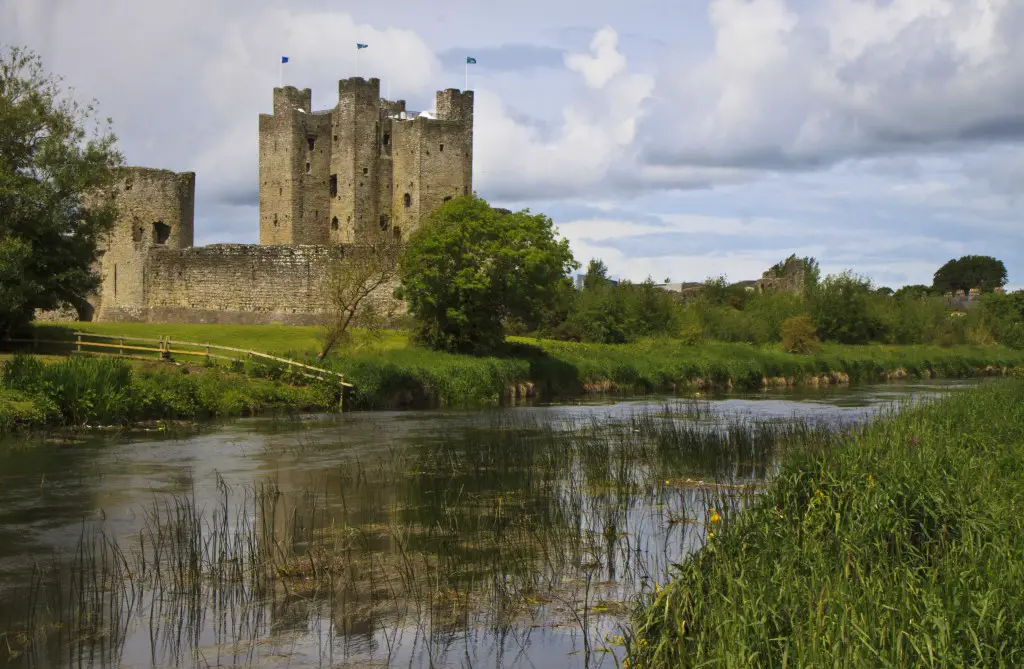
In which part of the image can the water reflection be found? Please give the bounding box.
[0,380,977,668]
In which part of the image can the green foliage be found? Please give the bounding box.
[780,315,819,354]
[0,353,335,431]
[976,290,1024,349]
[0,46,124,335]
[893,284,932,300]
[397,196,578,354]
[629,379,1024,667]
[558,277,682,345]
[808,271,884,344]
[932,255,1008,294]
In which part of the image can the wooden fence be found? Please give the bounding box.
[2,331,352,388]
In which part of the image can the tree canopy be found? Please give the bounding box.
[397,195,578,354]
[0,45,123,335]
[932,255,1007,294]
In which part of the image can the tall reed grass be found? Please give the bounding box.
[627,378,1024,667]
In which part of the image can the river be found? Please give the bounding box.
[0,380,979,669]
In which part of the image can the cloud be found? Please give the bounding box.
[474,27,654,200]
[436,43,565,73]
[641,0,1024,170]
[564,26,627,88]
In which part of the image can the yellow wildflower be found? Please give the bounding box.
[710,511,722,523]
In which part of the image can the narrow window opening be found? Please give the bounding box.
[329,174,338,197]
[362,167,368,175]
[274,213,279,227]
[307,136,316,151]
[125,182,133,192]
[379,215,389,231]
[403,193,411,208]
[333,134,338,142]
[439,143,444,152]
[279,186,283,196]
[331,216,339,231]
[393,226,401,240]
[305,162,311,174]
[443,195,453,203]
[152,221,171,245]
[383,133,390,146]
[132,225,144,243]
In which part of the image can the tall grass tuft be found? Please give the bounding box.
[628,378,1024,667]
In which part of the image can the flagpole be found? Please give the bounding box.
[465,60,468,91]
[279,60,283,88]
[356,48,359,78]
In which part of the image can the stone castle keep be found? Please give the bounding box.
[85,77,473,324]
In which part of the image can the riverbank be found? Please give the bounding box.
[627,377,1024,667]
[22,323,1024,409]
[0,354,338,434]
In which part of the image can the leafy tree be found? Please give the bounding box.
[780,315,820,354]
[317,231,402,359]
[932,255,1008,294]
[397,196,578,354]
[809,271,883,344]
[583,258,611,289]
[0,46,123,335]
[893,284,932,300]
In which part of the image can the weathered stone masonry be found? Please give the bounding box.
[83,76,472,324]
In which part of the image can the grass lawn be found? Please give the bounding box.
[17,321,1024,409]
[41,321,408,354]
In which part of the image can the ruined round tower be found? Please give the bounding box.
[94,167,195,320]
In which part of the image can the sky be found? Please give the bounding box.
[3,0,1022,289]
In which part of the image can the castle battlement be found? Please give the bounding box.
[258,76,474,246]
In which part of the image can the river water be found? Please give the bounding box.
[0,380,978,669]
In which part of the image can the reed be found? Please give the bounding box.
[627,378,1024,667]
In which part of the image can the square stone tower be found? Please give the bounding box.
[258,77,474,246]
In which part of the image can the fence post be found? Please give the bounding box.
[76,333,81,353]
[119,337,124,357]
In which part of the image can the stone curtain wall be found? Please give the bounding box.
[96,244,401,325]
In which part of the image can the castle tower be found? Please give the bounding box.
[391,89,474,239]
[330,77,382,244]
[96,167,195,318]
[258,87,332,245]
[258,78,474,246]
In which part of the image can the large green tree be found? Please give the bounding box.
[932,255,1008,294]
[397,195,578,353]
[0,46,122,335]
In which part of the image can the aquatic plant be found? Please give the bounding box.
[628,378,1024,667]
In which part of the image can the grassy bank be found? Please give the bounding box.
[628,377,1024,667]
[29,322,1024,408]
[0,354,339,433]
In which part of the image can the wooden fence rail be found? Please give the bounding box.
[2,332,352,389]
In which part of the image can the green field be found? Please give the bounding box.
[628,376,1024,667]
[22,321,1024,410]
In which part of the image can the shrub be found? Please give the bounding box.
[780,315,820,354]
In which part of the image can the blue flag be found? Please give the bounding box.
[466,57,477,64]
[356,43,368,49]
[281,56,289,63]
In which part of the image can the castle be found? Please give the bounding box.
[70,77,473,324]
